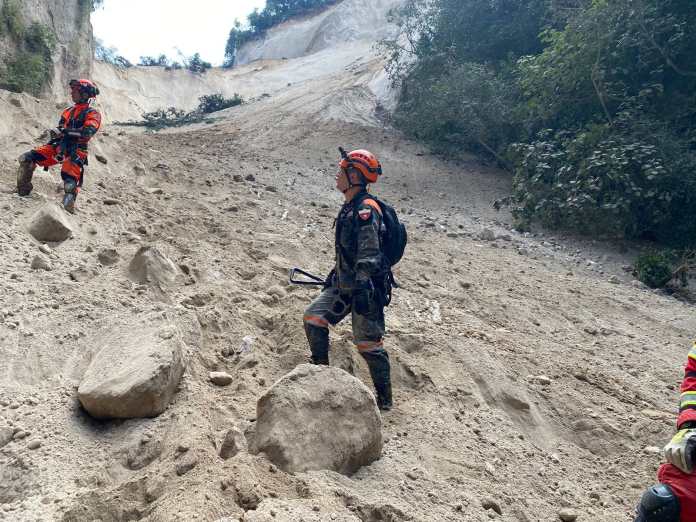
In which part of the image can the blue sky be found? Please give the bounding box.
[92,0,267,66]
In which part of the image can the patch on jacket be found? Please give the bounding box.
[358,208,372,221]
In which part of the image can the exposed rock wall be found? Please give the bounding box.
[236,0,403,65]
[0,0,93,97]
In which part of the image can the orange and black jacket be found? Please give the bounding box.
[57,103,102,149]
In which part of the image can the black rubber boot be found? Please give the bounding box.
[304,322,329,365]
[17,158,35,197]
[360,348,393,411]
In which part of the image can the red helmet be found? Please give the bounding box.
[69,79,99,99]
[339,148,382,184]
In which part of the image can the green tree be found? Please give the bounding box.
[383,0,696,247]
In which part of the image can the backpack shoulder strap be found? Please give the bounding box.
[361,197,383,216]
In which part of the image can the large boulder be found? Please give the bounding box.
[128,245,178,286]
[78,321,186,419]
[27,203,74,242]
[250,364,382,475]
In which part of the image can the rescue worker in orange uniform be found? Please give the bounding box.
[303,149,393,411]
[17,79,101,213]
[635,341,696,521]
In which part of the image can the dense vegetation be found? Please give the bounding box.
[224,0,340,66]
[0,0,56,95]
[116,93,243,130]
[383,0,696,251]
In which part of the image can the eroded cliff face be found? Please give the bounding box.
[0,0,93,97]
[236,0,403,65]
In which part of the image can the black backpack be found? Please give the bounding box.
[376,197,407,267]
[355,193,408,268]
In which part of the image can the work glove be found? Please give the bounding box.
[353,280,373,316]
[663,429,696,473]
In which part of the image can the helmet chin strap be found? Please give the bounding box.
[341,167,366,194]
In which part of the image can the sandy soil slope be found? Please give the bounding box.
[0,3,695,521]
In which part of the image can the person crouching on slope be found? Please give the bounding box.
[303,149,393,411]
[17,79,101,213]
[635,341,696,521]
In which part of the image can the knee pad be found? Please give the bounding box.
[635,484,680,522]
[64,180,77,194]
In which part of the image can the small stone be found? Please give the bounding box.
[103,198,120,206]
[0,426,13,448]
[459,281,472,289]
[643,446,661,455]
[209,372,233,386]
[95,154,108,165]
[39,244,53,255]
[478,229,496,241]
[175,454,198,476]
[558,508,578,521]
[13,430,28,440]
[265,185,277,193]
[245,174,256,182]
[481,498,502,515]
[27,439,41,450]
[219,426,246,459]
[97,248,120,266]
[31,254,52,271]
[233,175,243,182]
[533,375,552,386]
[608,275,620,284]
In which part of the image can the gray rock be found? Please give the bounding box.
[250,364,382,475]
[77,319,186,419]
[219,426,246,459]
[28,203,74,242]
[558,508,578,521]
[175,453,198,476]
[97,248,120,266]
[532,375,552,386]
[481,498,502,515]
[95,154,108,165]
[0,426,13,448]
[27,440,41,450]
[209,371,233,386]
[31,254,52,271]
[478,228,496,241]
[128,245,178,286]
